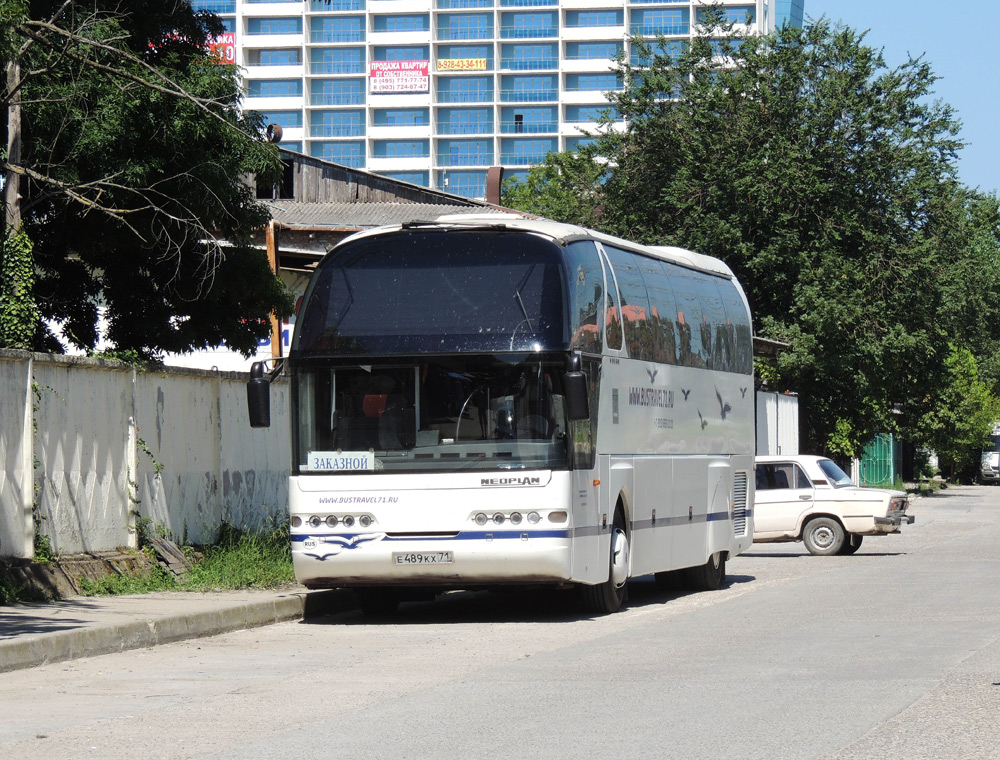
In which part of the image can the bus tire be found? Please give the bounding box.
[356,587,401,616]
[581,509,629,614]
[838,534,863,555]
[802,516,845,556]
[685,551,726,591]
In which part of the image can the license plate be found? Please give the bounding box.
[393,552,454,565]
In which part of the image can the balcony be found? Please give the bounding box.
[500,119,556,134]
[499,57,558,70]
[499,26,558,39]
[310,30,365,43]
[309,124,366,137]
[500,88,557,102]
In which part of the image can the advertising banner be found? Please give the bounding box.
[209,32,236,64]
[369,60,430,93]
[437,58,487,71]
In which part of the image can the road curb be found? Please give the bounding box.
[0,589,353,674]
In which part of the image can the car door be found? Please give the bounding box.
[754,462,815,537]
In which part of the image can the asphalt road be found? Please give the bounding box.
[1,485,998,760]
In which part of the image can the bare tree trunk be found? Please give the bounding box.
[5,58,21,232]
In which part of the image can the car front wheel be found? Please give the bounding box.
[802,516,845,556]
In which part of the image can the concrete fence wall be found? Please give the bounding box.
[0,349,290,560]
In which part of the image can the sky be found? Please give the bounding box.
[805,0,998,195]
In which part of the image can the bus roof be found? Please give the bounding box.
[332,214,737,280]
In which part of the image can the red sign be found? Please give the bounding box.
[209,32,236,65]
[369,60,429,93]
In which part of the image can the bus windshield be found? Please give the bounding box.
[293,354,572,474]
[293,229,568,356]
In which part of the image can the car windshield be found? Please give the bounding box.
[818,459,855,488]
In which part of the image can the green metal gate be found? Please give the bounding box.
[859,433,900,487]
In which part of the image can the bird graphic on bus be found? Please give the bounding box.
[716,388,732,420]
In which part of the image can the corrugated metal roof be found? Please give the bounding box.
[265,201,522,229]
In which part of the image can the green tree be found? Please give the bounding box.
[914,346,1000,480]
[2,0,291,359]
[503,13,1000,456]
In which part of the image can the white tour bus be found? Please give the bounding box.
[248,216,755,614]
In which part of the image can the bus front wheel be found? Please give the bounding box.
[581,509,629,614]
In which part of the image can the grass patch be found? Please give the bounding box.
[78,522,294,598]
[185,523,295,591]
[0,574,51,605]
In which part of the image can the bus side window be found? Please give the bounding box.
[603,246,654,361]
[564,241,605,354]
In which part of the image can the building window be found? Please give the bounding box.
[500,43,557,70]
[565,104,618,123]
[438,0,492,8]
[630,39,687,66]
[565,41,623,60]
[501,106,556,133]
[311,141,366,168]
[373,108,430,126]
[565,10,623,28]
[373,140,430,158]
[311,16,365,43]
[437,138,494,166]
[565,136,597,152]
[698,5,756,25]
[437,76,493,103]
[191,0,235,13]
[437,170,488,198]
[500,0,556,5]
[500,11,557,38]
[372,14,430,33]
[311,110,365,137]
[310,47,365,75]
[565,72,622,92]
[437,13,493,40]
[311,78,366,105]
[255,49,302,66]
[630,8,689,36]
[373,46,430,61]
[247,79,303,98]
[437,107,493,134]
[501,74,557,102]
[251,109,304,129]
[247,17,303,35]
[501,136,556,164]
[310,0,365,10]
[380,171,430,186]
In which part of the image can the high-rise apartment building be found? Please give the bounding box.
[193,1,804,199]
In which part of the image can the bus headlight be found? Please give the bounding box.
[475,513,488,526]
[492,513,505,525]
[548,511,568,523]
[308,516,322,528]
[325,515,339,528]
[343,515,355,527]
[509,512,523,525]
[527,512,541,524]
[291,516,302,528]
[359,515,372,527]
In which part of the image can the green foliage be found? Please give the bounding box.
[0,227,39,349]
[79,564,178,596]
[5,1,292,359]
[185,522,294,591]
[77,522,294,597]
[913,346,1000,479]
[502,16,1000,456]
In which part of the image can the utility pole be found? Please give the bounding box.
[4,57,21,232]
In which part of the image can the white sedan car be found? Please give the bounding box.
[753,455,914,555]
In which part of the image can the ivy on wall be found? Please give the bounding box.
[1,227,38,349]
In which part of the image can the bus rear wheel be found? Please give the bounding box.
[581,510,629,614]
[685,551,726,591]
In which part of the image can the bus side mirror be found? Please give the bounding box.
[247,361,271,428]
[564,371,590,421]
